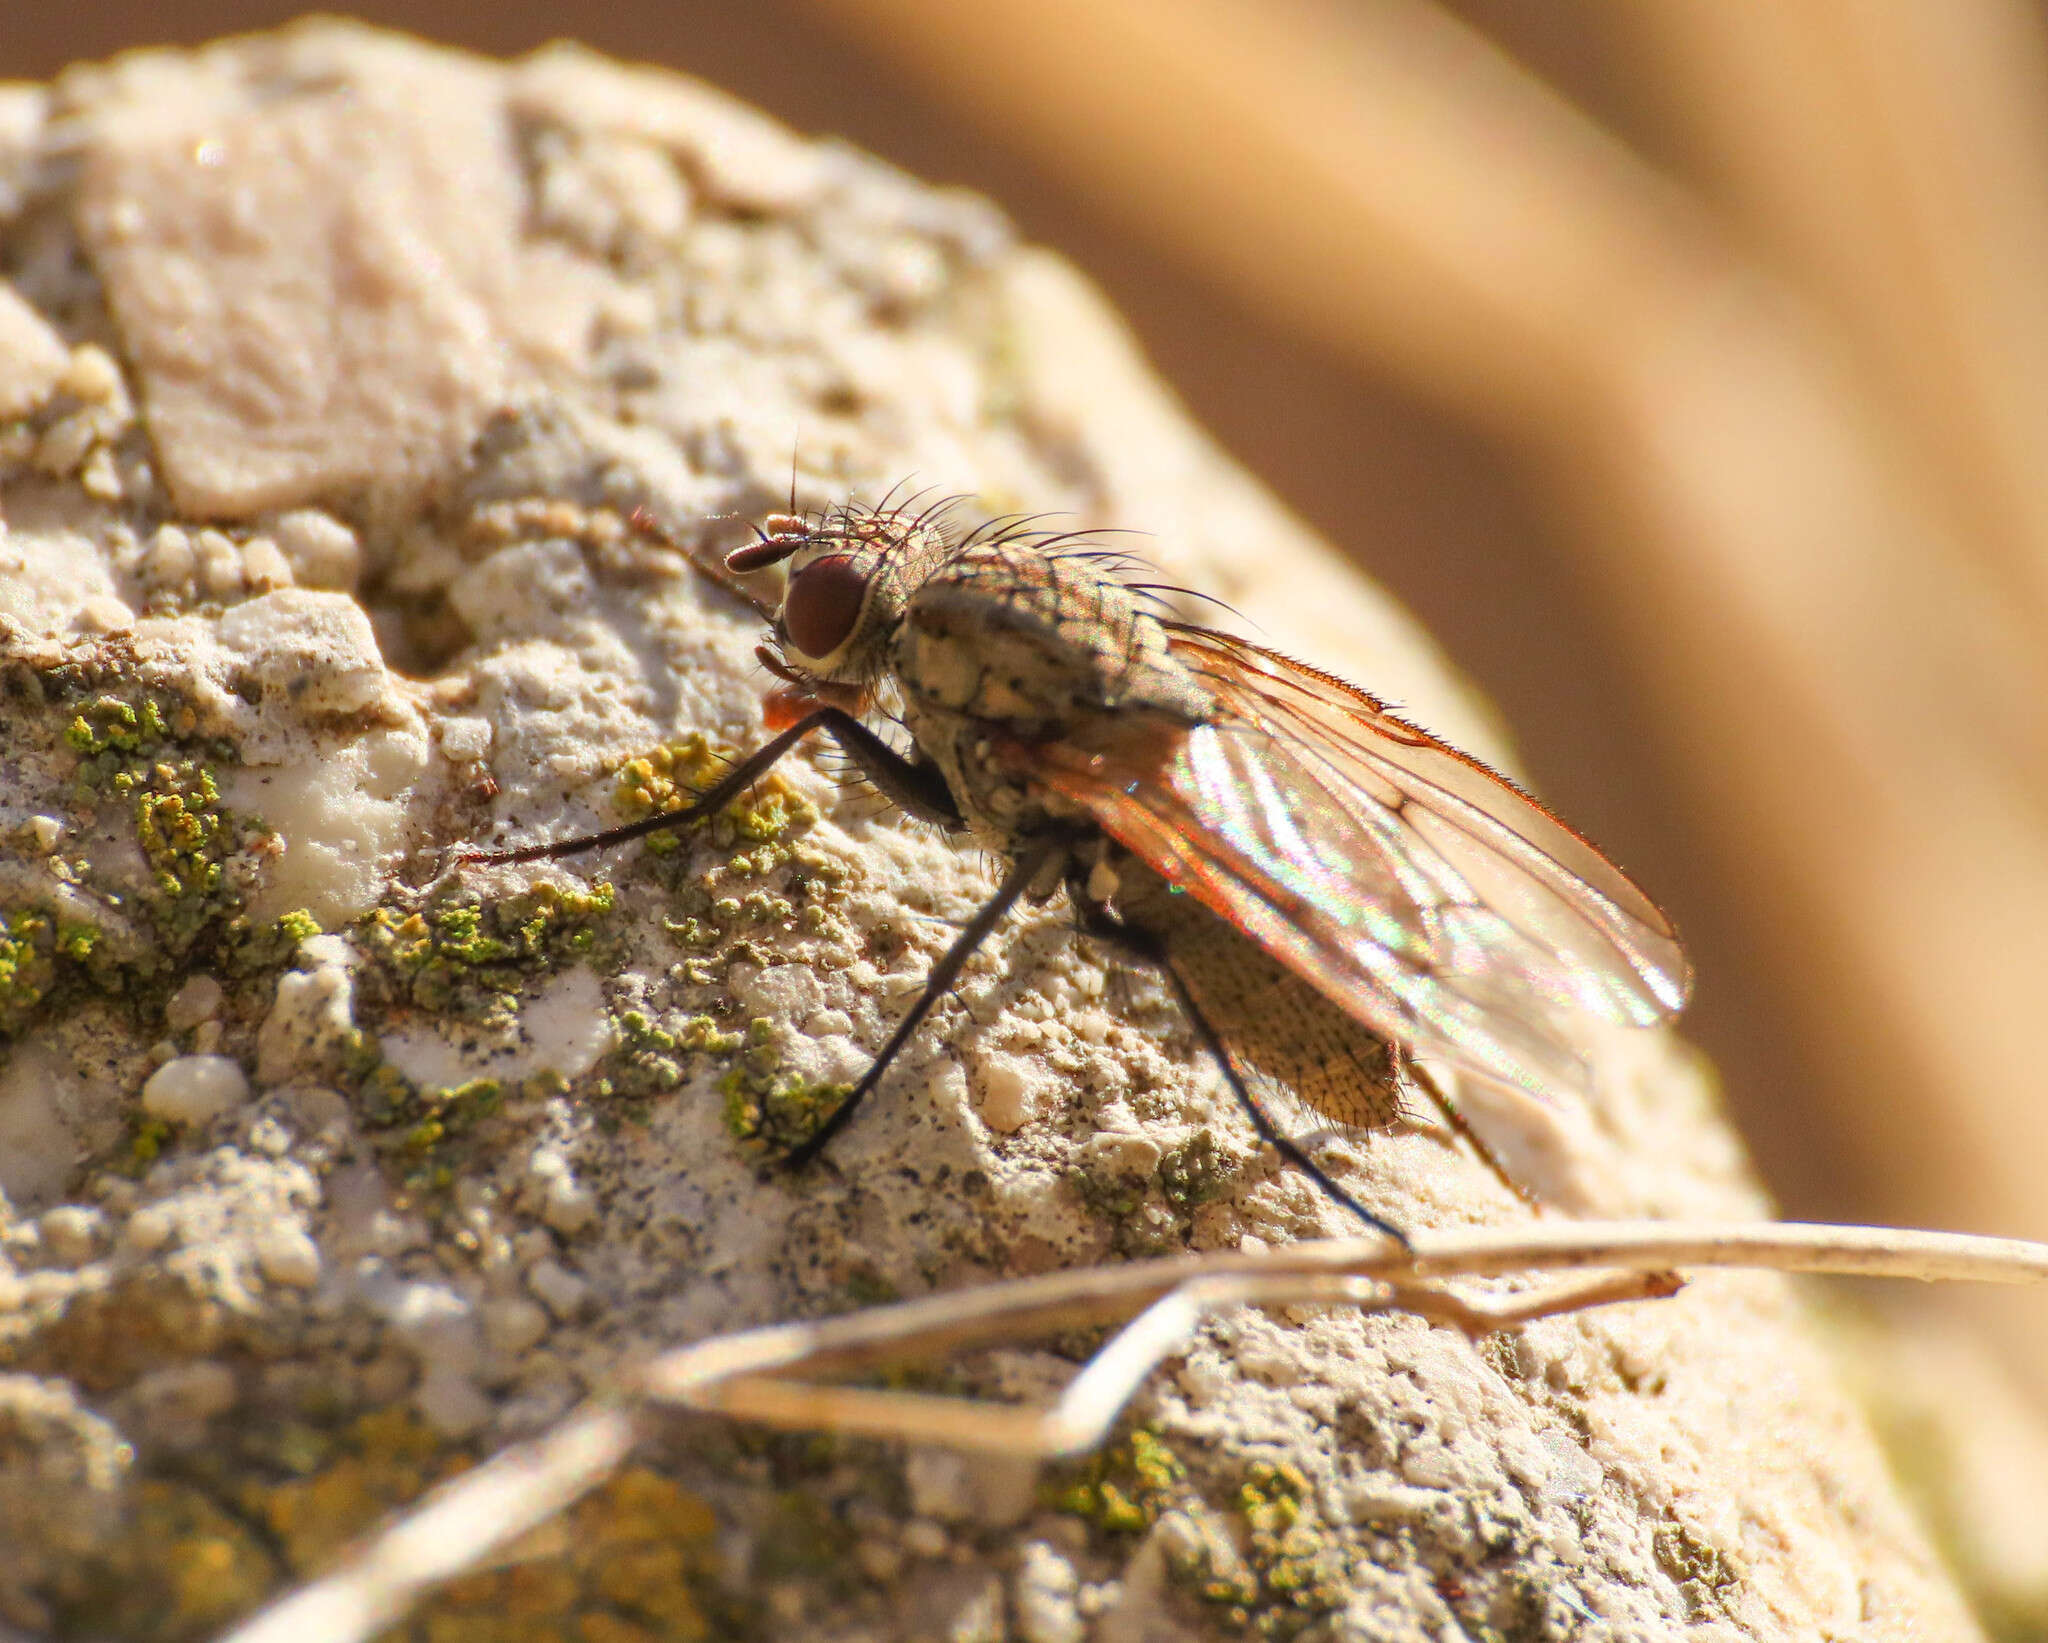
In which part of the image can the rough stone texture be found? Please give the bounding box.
[0,20,1982,1643]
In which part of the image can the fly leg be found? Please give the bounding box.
[462,706,1032,1172]
[780,838,1064,1170]
[458,706,961,866]
[1079,908,1410,1248]
[1404,1059,1540,1207]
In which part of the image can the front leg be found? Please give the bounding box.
[461,707,962,866]
[822,718,963,830]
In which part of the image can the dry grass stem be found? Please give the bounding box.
[221,1218,2048,1643]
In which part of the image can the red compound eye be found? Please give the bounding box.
[782,554,869,658]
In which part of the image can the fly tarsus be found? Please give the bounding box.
[457,713,833,867]
[1164,956,1410,1247]
[778,838,1063,1172]
[1084,906,1411,1248]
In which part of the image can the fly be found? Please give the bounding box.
[464,499,1693,1245]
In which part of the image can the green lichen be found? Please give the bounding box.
[124,766,276,959]
[607,1007,686,1099]
[347,1056,539,1191]
[358,880,617,1023]
[786,843,851,891]
[276,907,322,944]
[338,1008,624,1189]
[4,689,298,1040]
[719,1068,851,1155]
[328,1028,478,1187]
[598,1008,743,1105]
[133,763,225,902]
[123,1111,176,1171]
[1228,1461,1349,1628]
[1159,1129,1232,1212]
[1070,1130,1234,1254]
[609,734,843,988]
[718,1019,850,1152]
[341,878,713,1180]
[0,908,61,1036]
[393,1077,505,1159]
[64,693,173,757]
[1048,1440,1349,1638]
[661,914,718,949]
[219,907,322,978]
[116,749,287,973]
[1121,1460,1352,1638]
[674,1014,745,1055]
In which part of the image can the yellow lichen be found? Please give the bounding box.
[418,1468,724,1643]
[612,732,817,856]
[258,1407,461,1573]
[59,1479,278,1642]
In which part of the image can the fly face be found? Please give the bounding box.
[728,504,950,695]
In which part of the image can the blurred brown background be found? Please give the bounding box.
[14,5,2047,1269]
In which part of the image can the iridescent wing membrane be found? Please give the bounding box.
[1015,626,1693,1106]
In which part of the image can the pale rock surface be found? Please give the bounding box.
[0,285,66,418]
[138,1053,250,1126]
[254,936,358,1085]
[0,18,1988,1642]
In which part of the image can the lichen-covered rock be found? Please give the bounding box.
[0,19,1981,1643]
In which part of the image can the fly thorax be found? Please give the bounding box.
[892,544,1212,733]
[889,544,1214,845]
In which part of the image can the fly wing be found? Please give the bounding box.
[1013,625,1692,1104]
[1167,627,1693,1023]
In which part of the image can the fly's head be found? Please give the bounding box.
[725,502,950,694]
